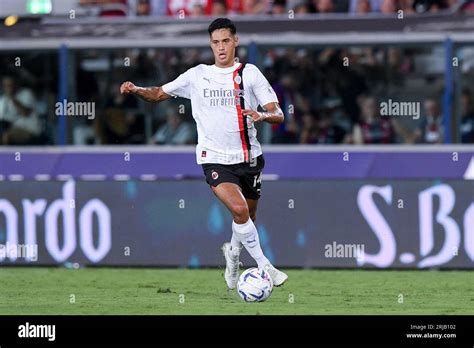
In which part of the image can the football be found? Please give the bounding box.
[237,268,273,302]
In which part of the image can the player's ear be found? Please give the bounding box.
[234,35,239,47]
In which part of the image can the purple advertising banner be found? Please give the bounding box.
[0,146,473,180]
[0,179,472,269]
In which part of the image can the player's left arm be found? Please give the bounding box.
[242,65,284,124]
[242,102,284,124]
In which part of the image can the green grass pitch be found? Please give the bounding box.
[0,268,472,315]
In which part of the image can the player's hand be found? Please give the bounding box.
[120,81,138,95]
[242,109,265,123]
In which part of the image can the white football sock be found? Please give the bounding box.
[230,233,242,250]
[232,218,269,269]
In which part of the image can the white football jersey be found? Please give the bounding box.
[162,62,279,165]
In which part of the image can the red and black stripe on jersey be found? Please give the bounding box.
[233,63,251,162]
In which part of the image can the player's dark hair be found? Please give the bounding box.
[208,18,236,36]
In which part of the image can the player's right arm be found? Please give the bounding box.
[119,81,172,103]
[121,67,194,102]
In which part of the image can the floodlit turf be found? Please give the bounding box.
[0,268,472,315]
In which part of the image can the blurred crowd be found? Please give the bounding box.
[257,47,474,145]
[78,0,474,17]
[1,45,474,145]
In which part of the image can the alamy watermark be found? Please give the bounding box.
[0,242,38,261]
[55,99,95,119]
[18,322,55,341]
[380,99,420,120]
[324,241,365,261]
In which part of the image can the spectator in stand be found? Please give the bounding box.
[94,81,143,144]
[152,108,195,144]
[95,107,145,144]
[211,0,228,15]
[167,0,209,17]
[460,0,474,12]
[413,0,450,12]
[95,108,128,144]
[394,97,444,144]
[137,0,152,15]
[300,108,347,144]
[190,2,206,15]
[312,0,336,13]
[78,0,125,16]
[316,108,348,144]
[349,0,382,12]
[0,76,42,145]
[293,1,310,14]
[318,48,369,124]
[270,73,301,143]
[417,98,444,143]
[272,0,287,14]
[350,95,394,144]
[100,0,129,16]
[300,112,318,143]
[400,0,415,13]
[356,0,373,12]
[242,0,270,14]
[380,0,401,13]
[82,0,461,17]
[460,88,474,143]
[209,0,244,15]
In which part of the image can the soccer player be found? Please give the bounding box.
[120,18,288,289]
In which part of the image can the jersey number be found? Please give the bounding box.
[253,173,262,188]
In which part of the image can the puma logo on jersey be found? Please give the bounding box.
[203,77,211,84]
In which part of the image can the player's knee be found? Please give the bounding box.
[232,204,249,223]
